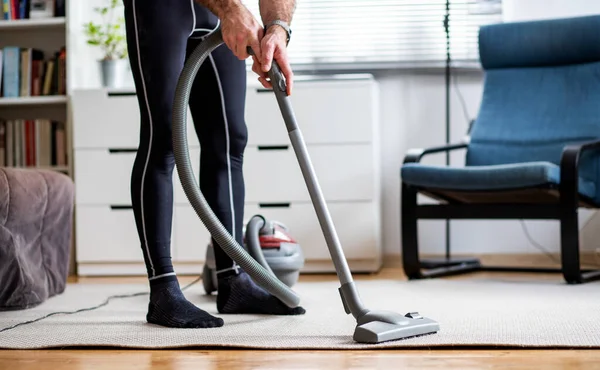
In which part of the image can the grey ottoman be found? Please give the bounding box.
[0,167,74,310]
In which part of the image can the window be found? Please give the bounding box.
[243,0,503,71]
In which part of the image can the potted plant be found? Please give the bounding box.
[83,0,129,88]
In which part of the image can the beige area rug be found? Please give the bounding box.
[1,278,599,349]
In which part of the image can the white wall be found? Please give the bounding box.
[67,0,600,262]
[377,71,484,258]
[67,0,133,91]
[503,0,600,22]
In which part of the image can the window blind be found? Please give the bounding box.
[242,0,503,70]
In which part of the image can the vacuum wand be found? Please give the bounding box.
[270,69,356,287]
[248,47,365,311]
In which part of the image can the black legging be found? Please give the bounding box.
[123,0,247,281]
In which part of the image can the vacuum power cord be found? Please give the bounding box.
[0,277,202,333]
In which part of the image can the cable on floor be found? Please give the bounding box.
[0,276,202,333]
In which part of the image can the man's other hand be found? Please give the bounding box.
[251,25,293,95]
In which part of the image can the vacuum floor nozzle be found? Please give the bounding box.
[353,310,440,344]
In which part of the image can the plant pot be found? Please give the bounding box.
[99,59,130,89]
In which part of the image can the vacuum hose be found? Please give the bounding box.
[245,215,275,276]
[171,26,300,308]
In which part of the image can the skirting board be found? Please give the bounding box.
[74,253,600,277]
[381,252,600,269]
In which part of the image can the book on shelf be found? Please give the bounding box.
[1,45,66,98]
[2,0,65,20]
[0,118,66,168]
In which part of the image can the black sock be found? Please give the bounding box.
[216,268,306,315]
[147,276,224,328]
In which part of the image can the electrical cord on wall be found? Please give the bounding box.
[451,71,600,268]
[518,220,560,264]
[518,219,600,267]
[0,276,202,333]
[452,69,471,125]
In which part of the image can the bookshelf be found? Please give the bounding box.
[0,95,68,105]
[0,0,70,177]
[0,16,66,29]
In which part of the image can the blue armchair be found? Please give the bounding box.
[400,15,600,284]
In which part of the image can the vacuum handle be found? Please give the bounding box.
[268,61,288,95]
[246,47,288,96]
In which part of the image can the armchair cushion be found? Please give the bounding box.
[401,161,596,200]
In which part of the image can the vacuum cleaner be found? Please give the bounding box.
[202,215,305,294]
[171,26,440,344]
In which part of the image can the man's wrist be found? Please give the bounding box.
[259,0,296,34]
[265,20,291,45]
[267,25,288,43]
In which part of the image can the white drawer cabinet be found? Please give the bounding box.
[172,202,380,265]
[74,149,136,205]
[71,90,199,150]
[75,206,143,263]
[72,75,381,276]
[242,202,380,262]
[172,204,212,262]
[245,78,376,145]
[243,144,375,203]
[71,91,141,149]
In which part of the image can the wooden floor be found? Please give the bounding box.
[2,261,600,370]
[2,349,600,370]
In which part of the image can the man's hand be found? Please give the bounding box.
[196,0,263,61]
[196,0,296,94]
[251,25,293,95]
[220,3,264,61]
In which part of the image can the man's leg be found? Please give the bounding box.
[186,6,305,315]
[124,0,223,328]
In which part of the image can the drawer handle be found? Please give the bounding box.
[259,203,291,208]
[107,91,136,97]
[256,88,273,93]
[257,145,289,151]
[110,205,133,210]
[108,148,138,153]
